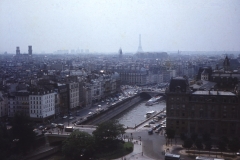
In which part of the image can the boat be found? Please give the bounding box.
[146,111,156,118]
[146,96,163,106]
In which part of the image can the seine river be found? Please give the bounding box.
[114,100,166,127]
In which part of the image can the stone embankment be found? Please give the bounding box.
[80,95,143,125]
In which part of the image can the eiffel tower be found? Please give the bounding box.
[137,34,143,53]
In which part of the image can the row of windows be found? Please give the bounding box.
[30,108,54,114]
[168,110,238,119]
[29,95,54,100]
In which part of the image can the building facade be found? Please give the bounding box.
[166,77,240,138]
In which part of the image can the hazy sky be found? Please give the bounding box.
[1,0,240,53]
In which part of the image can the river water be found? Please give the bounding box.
[114,100,166,127]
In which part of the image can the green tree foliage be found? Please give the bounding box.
[191,133,198,142]
[182,138,193,150]
[180,133,186,141]
[62,130,95,160]
[92,120,125,151]
[195,138,203,150]
[0,123,12,159]
[204,141,212,150]
[220,136,229,144]
[218,140,227,156]
[166,128,175,145]
[10,112,36,153]
[202,132,211,142]
[228,138,240,153]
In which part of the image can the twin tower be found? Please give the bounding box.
[16,46,32,55]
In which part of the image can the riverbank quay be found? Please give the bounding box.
[81,94,143,125]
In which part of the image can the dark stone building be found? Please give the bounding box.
[166,77,240,138]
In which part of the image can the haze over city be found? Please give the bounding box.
[1,0,240,53]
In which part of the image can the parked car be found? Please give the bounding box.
[69,116,74,120]
[39,126,44,130]
[45,125,51,130]
[42,129,47,134]
[148,129,153,135]
[63,116,68,119]
[149,121,155,124]
[88,112,93,115]
[51,123,57,128]
[155,127,162,133]
[143,124,151,127]
[57,123,64,129]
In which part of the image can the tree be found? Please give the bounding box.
[62,130,95,160]
[218,140,227,157]
[182,138,193,153]
[10,112,36,154]
[202,132,211,142]
[191,133,198,143]
[204,141,212,156]
[166,128,175,145]
[195,138,203,150]
[0,123,12,159]
[92,120,125,151]
[180,133,186,141]
[228,138,240,154]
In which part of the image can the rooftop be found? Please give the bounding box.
[192,91,235,96]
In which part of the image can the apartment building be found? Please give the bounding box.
[29,91,55,121]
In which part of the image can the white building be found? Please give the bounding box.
[29,91,55,120]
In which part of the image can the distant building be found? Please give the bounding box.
[119,48,123,59]
[137,34,143,53]
[28,45,32,55]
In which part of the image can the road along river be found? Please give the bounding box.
[114,100,166,128]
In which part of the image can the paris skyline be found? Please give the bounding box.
[1,0,240,53]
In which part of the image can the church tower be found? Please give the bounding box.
[119,48,123,59]
[223,56,230,71]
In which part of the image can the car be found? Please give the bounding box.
[236,152,240,156]
[42,129,47,134]
[45,126,51,130]
[148,129,153,135]
[153,118,159,122]
[63,116,68,119]
[51,123,57,128]
[39,126,44,130]
[155,127,162,133]
[88,112,93,115]
[72,120,77,124]
[143,124,151,127]
[57,123,64,129]
[69,116,74,120]
[149,121,155,124]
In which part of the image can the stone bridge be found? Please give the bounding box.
[139,90,165,99]
[45,133,69,145]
